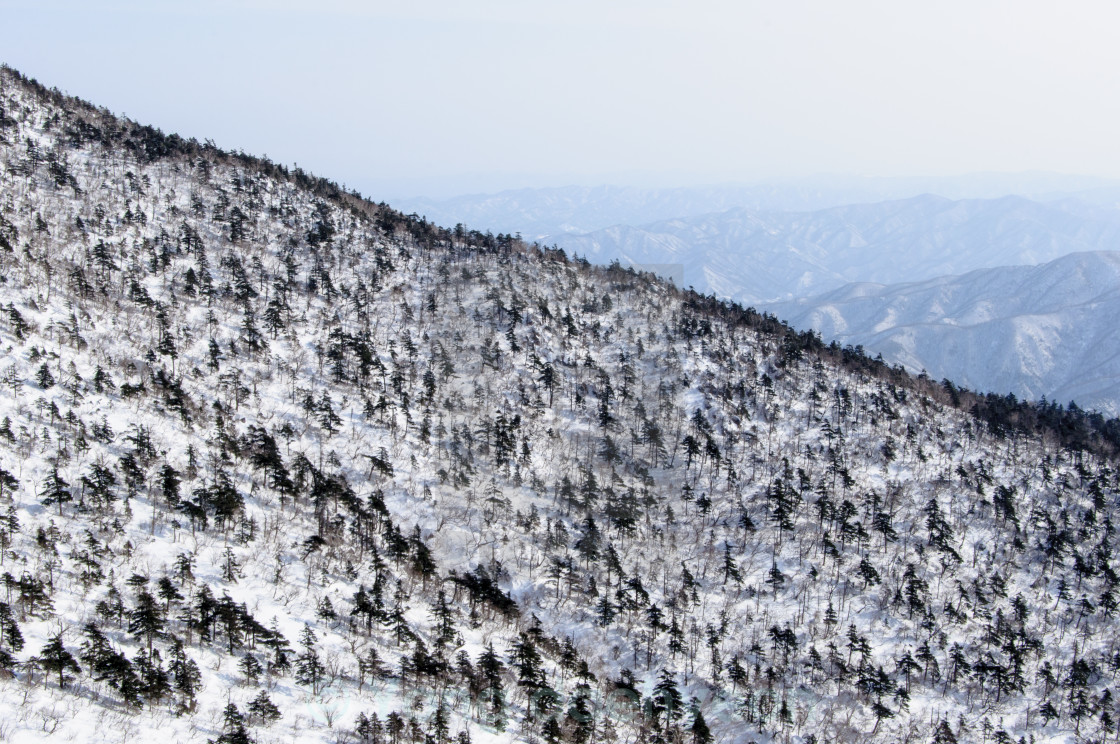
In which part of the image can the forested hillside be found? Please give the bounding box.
[1,65,1120,744]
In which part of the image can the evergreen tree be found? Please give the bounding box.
[541,716,562,744]
[690,709,712,744]
[932,719,958,744]
[36,363,55,389]
[128,589,165,655]
[135,647,170,703]
[0,601,24,653]
[564,682,595,743]
[211,702,254,744]
[354,712,384,744]
[430,590,457,648]
[653,669,683,727]
[0,467,18,501]
[168,639,201,711]
[510,632,544,705]
[295,625,325,693]
[159,464,181,508]
[39,468,71,516]
[431,700,450,744]
[81,462,118,512]
[766,560,786,597]
[248,690,282,725]
[239,653,262,685]
[721,542,742,585]
[39,632,81,688]
[574,516,601,567]
[478,642,506,724]
[0,601,21,673]
[357,646,387,691]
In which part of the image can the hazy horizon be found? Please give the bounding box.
[5,1,1120,201]
[386,170,1120,204]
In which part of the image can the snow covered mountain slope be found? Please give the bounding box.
[555,195,1120,303]
[764,251,1120,415]
[2,65,1120,744]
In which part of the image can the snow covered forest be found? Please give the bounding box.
[2,65,1120,743]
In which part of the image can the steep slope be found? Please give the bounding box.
[1,66,1120,744]
[555,195,1120,303]
[765,251,1120,415]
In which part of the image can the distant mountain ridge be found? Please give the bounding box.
[391,173,1120,239]
[764,251,1120,414]
[553,194,1120,303]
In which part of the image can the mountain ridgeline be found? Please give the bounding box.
[768,250,1120,417]
[401,186,1120,415]
[398,188,1120,305]
[2,65,1120,744]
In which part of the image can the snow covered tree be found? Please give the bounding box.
[38,632,80,689]
[39,468,71,516]
[212,702,254,744]
[295,626,324,694]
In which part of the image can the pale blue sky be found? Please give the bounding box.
[4,0,1120,198]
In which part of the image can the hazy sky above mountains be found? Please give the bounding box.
[4,0,1120,198]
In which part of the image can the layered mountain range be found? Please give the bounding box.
[767,251,1120,415]
[531,195,1120,305]
[392,173,1120,240]
[1,65,1120,744]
